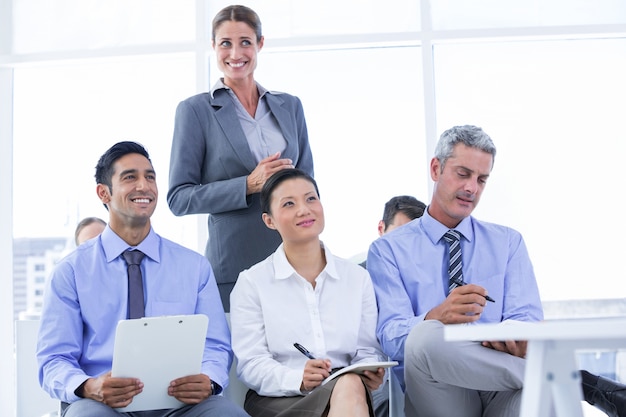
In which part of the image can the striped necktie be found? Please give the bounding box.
[443,230,464,292]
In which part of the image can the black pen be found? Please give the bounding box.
[482,294,496,303]
[294,342,316,359]
[453,278,496,303]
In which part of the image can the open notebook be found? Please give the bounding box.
[322,361,399,385]
[111,314,209,412]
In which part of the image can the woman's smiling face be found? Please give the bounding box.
[262,177,325,244]
[213,20,264,84]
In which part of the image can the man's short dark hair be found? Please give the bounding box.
[95,141,151,190]
[382,195,426,230]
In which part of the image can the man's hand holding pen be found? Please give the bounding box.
[423,287,528,359]
[425,283,490,324]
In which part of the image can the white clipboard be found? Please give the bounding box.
[111,314,209,412]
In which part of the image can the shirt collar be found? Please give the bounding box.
[101,225,160,264]
[209,78,269,99]
[422,207,474,244]
[272,242,340,281]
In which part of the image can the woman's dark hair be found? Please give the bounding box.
[260,169,319,215]
[212,5,263,42]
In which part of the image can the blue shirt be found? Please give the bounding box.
[366,208,543,387]
[37,226,233,403]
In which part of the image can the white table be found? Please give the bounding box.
[444,318,626,417]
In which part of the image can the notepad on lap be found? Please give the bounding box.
[111,314,209,412]
[321,361,399,385]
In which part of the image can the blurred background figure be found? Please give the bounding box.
[359,194,426,417]
[74,217,106,246]
[377,195,426,236]
[356,195,426,269]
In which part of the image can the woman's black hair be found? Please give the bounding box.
[260,168,319,215]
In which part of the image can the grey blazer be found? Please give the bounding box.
[167,88,314,311]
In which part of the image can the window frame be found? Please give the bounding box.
[2,1,626,415]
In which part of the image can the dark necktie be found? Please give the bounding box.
[443,230,464,292]
[123,249,145,319]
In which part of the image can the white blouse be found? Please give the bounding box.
[230,242,384,397]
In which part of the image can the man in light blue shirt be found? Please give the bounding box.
[367,125,543,417]
[37,141,249,417]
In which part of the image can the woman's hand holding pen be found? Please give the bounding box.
[300,359,332,391]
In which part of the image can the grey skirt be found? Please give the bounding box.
[244,376,374,417]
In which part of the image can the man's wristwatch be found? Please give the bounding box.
[210,381,222,395]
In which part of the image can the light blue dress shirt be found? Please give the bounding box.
[37,226,233,403]
[367,208,543,387]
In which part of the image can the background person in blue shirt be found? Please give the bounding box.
[74,216,106,246]
[37,141,249,417]
[358,195,426,270]
[358,194,427,417]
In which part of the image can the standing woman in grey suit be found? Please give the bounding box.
[167,5,315,311]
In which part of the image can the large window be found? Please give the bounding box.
[435,37,626,301]
[12,54,198,241]
[3,1,626,415]
[12,0,197,53]
[252,46,426,257]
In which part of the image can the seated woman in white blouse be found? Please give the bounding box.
[230,168,385,417]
